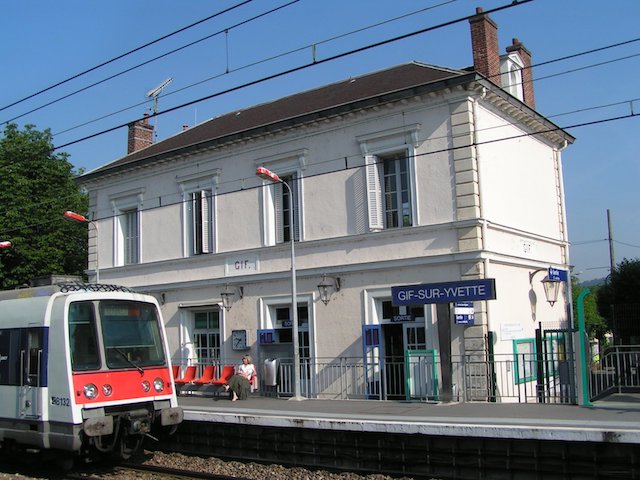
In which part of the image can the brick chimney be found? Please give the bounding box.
[506,38,535,109]
[469,7,500,84]
[127,113,154,154]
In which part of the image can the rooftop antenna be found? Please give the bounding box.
[146,77,173,139]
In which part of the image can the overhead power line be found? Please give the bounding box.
[53,0,460,137]
[1,0,301,126]
[0,0,255,114]
[3,105,638,238]
[52,0,534,151]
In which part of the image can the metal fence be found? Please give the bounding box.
[589,345,640,400]
[222,352,577,404]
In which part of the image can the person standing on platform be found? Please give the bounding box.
[225,355,256,401]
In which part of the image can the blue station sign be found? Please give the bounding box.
[392,279,496,306]
[548,267,568,282]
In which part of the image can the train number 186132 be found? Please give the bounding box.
[50,396,71,407]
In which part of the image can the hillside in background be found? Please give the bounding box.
[580,277,606,288]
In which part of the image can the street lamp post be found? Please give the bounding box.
[0,242,10,287]
[64,211,99,283]
[255,167,303,400]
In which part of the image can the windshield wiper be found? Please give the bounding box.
[114,348,144,375]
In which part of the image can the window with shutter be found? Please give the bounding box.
[186,189,214,256]
[121,209,139,264]
[365,155,384,231]
[110,189,144,267]
[365,150,412,230]
[277,175,299,243]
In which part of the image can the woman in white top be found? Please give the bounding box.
[226,355,256,401]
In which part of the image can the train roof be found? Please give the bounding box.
[0,283,137,302]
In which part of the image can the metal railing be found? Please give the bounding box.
[589,345,640,400]
[184,352,574,404]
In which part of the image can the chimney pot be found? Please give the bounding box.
[469,8,500,84]
[127,113,154,154]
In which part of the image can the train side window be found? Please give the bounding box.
[69,302,101,371]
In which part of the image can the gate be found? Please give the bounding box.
[589,345,640,400]
[535,327,576,404]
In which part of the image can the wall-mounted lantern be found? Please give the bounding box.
[529,268,561,307]
[317,274,341,306]
[221,283,244,311]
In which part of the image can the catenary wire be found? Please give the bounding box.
[53,0,460,136]
[1,0,301,126]
[49,1,537,150]
[1,107,637,237]
[3,2,638,215]
[53,8,640,151]
[0,0,255,114]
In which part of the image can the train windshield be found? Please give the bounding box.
[100,301,166,369]
[68,300,165,371]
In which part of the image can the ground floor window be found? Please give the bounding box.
[193,310,221,364]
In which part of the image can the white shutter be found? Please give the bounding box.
[201,190,210,253]
[291,176,299,241]
[274,182,284,244]
[365,155,384,231]
[187,193,196,255]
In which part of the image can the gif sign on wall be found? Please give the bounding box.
[392,279,496,306]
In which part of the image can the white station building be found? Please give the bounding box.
[78,9,575,403]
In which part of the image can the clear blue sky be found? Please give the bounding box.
[2,0,639,282]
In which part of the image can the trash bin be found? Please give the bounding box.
[263,358,279,396]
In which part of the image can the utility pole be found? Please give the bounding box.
[607,209,615,274]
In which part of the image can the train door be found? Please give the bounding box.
[19,327,47,419]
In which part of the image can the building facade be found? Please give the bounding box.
[78,10,575,402]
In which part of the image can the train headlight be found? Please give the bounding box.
[153,378,165,392]
[83,383,98,400]
[141,380,151,392]
[102,384,113,396]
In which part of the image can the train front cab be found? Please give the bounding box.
[59,292,183,458]
[0,286,182,462]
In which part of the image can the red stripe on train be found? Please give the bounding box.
[72,368,173,404]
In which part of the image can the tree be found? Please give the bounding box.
[0,123,88,289]
[572,275,608,342]
[596,258,640,344]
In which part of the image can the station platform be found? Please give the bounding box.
[177,393,640,444]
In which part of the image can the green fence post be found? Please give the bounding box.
[577,288,592,406]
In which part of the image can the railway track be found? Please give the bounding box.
[114,463,255,480]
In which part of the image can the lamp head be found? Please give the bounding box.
[541,276,560,306]
[256,167,280,183]
[64,211,88,223]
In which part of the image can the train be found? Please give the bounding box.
[0,281,183,466]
